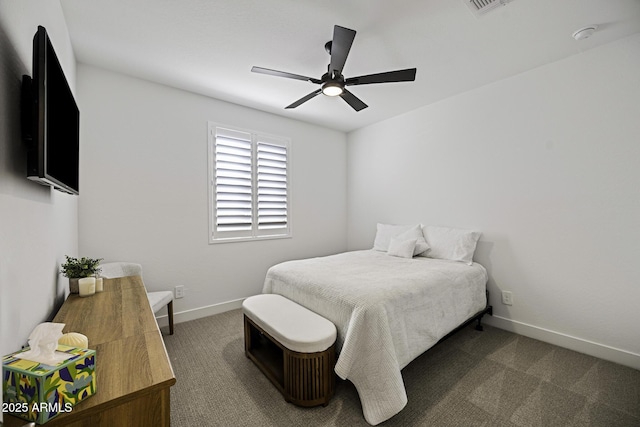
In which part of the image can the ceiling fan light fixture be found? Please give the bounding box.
[322,82,343,97]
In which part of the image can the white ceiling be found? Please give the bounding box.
[59,0,640,133]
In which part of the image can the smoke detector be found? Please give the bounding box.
[572,26,598,41]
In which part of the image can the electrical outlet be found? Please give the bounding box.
[175,285,185,299]
[501,291,513,306]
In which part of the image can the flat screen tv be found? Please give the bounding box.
[23,25,79,195]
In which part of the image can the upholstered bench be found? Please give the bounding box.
[242,294,337,407]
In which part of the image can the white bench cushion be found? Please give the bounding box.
[147,291,173,313]
[242,294,336,353]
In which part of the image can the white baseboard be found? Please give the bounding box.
[153,300,640,370]
[484,315,640,370]
[155,297,245,329]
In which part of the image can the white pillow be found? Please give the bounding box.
[421,225,481,265]
[387,237,417,259]
[373,223,429,256]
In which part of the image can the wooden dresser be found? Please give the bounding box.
[4,276,176,427]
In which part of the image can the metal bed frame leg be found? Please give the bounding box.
[474,290,494,331]
[474,303,493,331]
[435,291,494,346]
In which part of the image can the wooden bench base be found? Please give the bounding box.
[244,315,336,407]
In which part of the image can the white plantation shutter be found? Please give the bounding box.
[257,140,288,233]
[209,123,290,242]
[214,128,253,234]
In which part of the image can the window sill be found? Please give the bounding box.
[209,234,292,245]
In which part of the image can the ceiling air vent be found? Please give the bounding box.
[465,0,513,17]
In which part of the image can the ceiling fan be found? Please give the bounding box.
[251,25,417,112]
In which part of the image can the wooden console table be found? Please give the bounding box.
[3,276,176,427]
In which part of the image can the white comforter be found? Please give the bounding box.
[262,250,488,425]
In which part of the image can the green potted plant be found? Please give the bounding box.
[61,256,103,294]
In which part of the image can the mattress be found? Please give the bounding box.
[262,249,488,425]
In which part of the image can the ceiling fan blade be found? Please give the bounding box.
[251,66,321,83]
[285,89,322,109]
[340,88,368,112]
[329,25,356,75]
[345,68,417,86]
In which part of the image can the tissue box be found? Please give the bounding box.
[2,345,96,424]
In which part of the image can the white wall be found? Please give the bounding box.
[0,1,78,419]
[347,34,640,368]
[77,65,347,321]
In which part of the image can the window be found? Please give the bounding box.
[208,123,291,243]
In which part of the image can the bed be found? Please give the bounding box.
[262,234,490,425]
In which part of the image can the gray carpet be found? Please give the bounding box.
[163,309,640,426]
